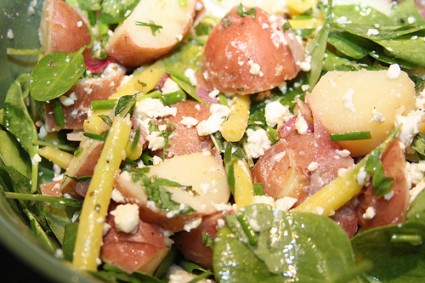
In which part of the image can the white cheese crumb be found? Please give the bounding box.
[184,68,197,86]
[208,89,220,99]
[395,109,424,148]
[31,154,42,165]
[367,28,379,36]
[146,131,165,151]
[247,59,264,77]
[110,203,140,234]
[196,104,230,136]
[370,109,386,123]
[183,217,202,232]
[295,114,309,134]
[59,92,77,106]
[336,149,351,158]
[297,55,311,72]
[275,197,298,211]
[245,128,271,159]
[6,29,14,39]
[307,161,319,172]
[152,155,162,165]
[384,190,394,200]
[356,166,368,186]
[77,20,83,27]
[135,98,177,118]
[111,188,126,203]
[180,116,198,128]
[362,206,376,219]
[265,101,293,127]
[161,78,180,94]
[342,89,356,113]
[387,64,401,80]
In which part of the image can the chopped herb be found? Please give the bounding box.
[365,148,393,197]
[53,99,65,126]
[135,21,163,36]
[236,3,256,19]
[91,99,117,110]
[83,132,107,141]
[330,131,371,141]
[97,115,113,127]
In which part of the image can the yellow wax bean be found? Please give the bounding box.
[38,146,73,169]
[72,115,131,271]
[234,159,254,209]
[287,0,318,15]
[83,114,110,135]
[221,95,250,142]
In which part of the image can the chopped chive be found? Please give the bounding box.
[4,192,82,208]
[91,99,117,110]
[135,21,163,36]
[83,132,106,141]
[330,131,371,142]
[253,183,264,196]
[162,89,186,105]
[97,114,113,127]
[236,214,258,246]
[53,99,65,126]
[33,140,76,152]
[130,126,141,152]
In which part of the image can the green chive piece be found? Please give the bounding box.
[53,99,65,126]
[330,131,371,142]
[91,99,117,110]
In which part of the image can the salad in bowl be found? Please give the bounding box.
[2,0,425,282]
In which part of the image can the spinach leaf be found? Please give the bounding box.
[407,189,425,223]
[214,204,361,283]
[375,37,425,66]
[0,129,31,178]
[24,208,60,253]
[3,74,39,192]
[352,221,425,282]
[99,0,138,24]
[63,222,79,261]
[93,263,166,283]
[30,49,86,101]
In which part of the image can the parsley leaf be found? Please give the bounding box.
[135,21,163,36]
[365,148,394,197]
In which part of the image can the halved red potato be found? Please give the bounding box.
[45,63,125,131]
[115,152,230,232]
[60,137,104,198]
[101,213,170,274]
[38,0,91,54]
[157,100,217,158]
[173,211,230,269]
[40,180,62,197]
[356,138,409,230]
[106,0,197,67]
[201,5,303,95]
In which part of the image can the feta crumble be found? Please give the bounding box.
[387,64,401,80]
[111,203,140,234]
[264,101,293,127]
[245,128,271,159]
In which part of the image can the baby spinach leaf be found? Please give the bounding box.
[352,221,425,282]
[407,189,425,223]
[375,37,425,66]
[214,204,360,283]
[0,129,31,178]
[3,74,39,192]
[99,0,138,24]
[328,32,368,59]
[30,49,86,101]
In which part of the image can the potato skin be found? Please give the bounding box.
[307,70,416,157]
[201,5,302,95]
[38,0,91,53]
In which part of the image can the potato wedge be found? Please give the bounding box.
[307,69,416,156]
[38,0,91,53]
[106,0,197,67]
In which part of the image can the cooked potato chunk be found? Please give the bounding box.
[107,0,197,67]
[307,69,416,156]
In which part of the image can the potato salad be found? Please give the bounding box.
[2,0,425,282]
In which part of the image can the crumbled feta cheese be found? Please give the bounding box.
[295,114,309,134]
[208,89,220,99]
[307,161,319,172]
[183,217,202,232]
[384,190,394,200]
[387,64,401,79]
[362,206,376,219]
[248,59,264,77]
[6,29,14,39]
[59,92,77,106]
[342,89,356,112]
[180,116,198,128]
[167,264,214,283]
[336,149,351,158]
[356,166,368,186]
[31,154,42,165]
[297,55,311,72]
[245,128,271,159]
[253,195,275,206]
[265,101,293,127]
[111,188,126,203]
[275,197,298,211]
[152,155,163,165]
[110,203,140,233]
[370,109,385,123]
[367,28,379,36]
[135,98,177,118]
[146,131,165,151]
[396,110,424,148]
[184,68,197,86]
[77,20,83,27]
[161,78,180,94]
[196,104,230,136]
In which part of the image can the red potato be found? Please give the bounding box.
[157,100,219,158]
[106,0,197,67]
[173,212,230,269]
[356,138,409,230]
[40,180,62,197]
[201,5,303,95]
[60,137,104,198]
[101,213,170,274]
[38,0,91,54]
[45,63,125,131]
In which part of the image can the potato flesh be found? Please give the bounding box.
[110,0,196,48]
[307,70,416,156]
[148,152,230,214]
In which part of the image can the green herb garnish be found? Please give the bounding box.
[236,3,256,19]
[135,21,163,36]
[330,131,372,141]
